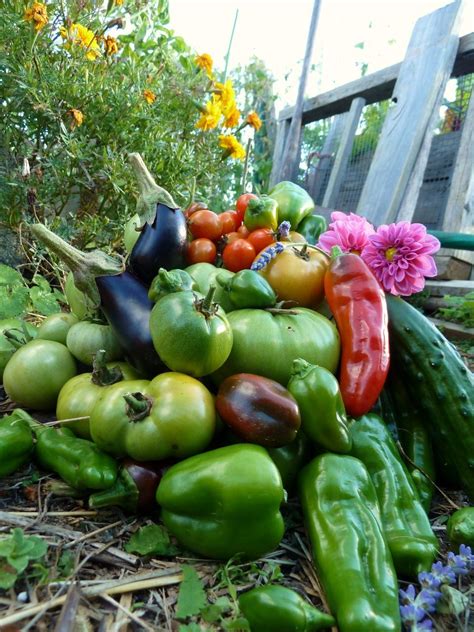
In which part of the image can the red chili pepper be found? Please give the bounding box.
[324,250,389,417]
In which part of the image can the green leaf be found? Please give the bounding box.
[57,550,76,579]
[0,285,30,319]
[437,585,469,615]
[29,286,63,316]
[178,624,203,632]
[223,617,251,631]
[32,274,51,292]
[176,565,207,620]
[124,524,178,557]
[7,554,30,574]
[0,567,18,590]
[0,264,24,286]
[201,596,232,623]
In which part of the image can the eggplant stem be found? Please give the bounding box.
[128,153,178,225]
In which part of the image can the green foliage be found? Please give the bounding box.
[176,565,208,619]
[124,523,178,557]
[436,292,474,328]
[0,528,48,590]
[0,263,65,318]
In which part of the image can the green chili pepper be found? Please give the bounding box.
[0,409,34,477]
[296,214,327,245]
[349,413,438,577]
[298,453,401,632]
[267,431,313,494]
[156,444,285,560]
[268,181,315,229]
[287,359,352,453]
[447,507,474,547]
[238,584,335,631]
[243,195,279,231]
[148,268,198,303]
[28,417,118,490]
[216,269,276,311]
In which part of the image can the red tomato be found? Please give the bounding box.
[222,239,256,272]
[247,228,276,254]
[235,193,258,224]
[188,210,222,241]
[187,238,217,264]
[223,231,241,246]
[184,201,208,218]
[218,211,240,235]
[237,224,250,238]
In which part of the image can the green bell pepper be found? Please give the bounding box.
[349,413,438,577]
[28,417,118,490]
[244,195,279,231]
[156,444,285,560]
[0,409,34,477]
[268,181,315,229]
[296,214,327,245]
[267,431,313,494]
[216,269,276,310]
[238,584,335,631]
[447,507,474,547]
[298,453,401,632]
[148,268,198,303]
[287,359,352,453]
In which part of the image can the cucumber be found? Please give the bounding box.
[386,295,474,501]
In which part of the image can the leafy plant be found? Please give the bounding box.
[436,292,474,328]
[0,528,48,590]
[124,523,178,557]
[0,263,65,318]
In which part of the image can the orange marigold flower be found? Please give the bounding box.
[114,0,124,5]
[67,109,84,129]
[196,97,222,131]
[195,53,213,77]
[104,35,119,56]
[24,2,48,31]
[60,23,100,61]
[223,106,240,129]
[246,111,262,131]
[213,80,235,113]
[143,89,156,104]
[219,135,246,160]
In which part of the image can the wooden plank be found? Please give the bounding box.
[323,97,366,207]
[357,1,464,225]
[278,0,323,183]
[306,114,346,202]
[425,279,474,296]
[269,119,290,188]
[278,32,474,125]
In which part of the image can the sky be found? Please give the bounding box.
[168,0,472,109]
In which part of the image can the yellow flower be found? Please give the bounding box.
[246,111,262,132]
[213,80,235,113]
[24,2,48,31]
[223,106,240,129]
[219,135,246,160]
[196,97,222,131]
[61,23,100,61]
[143,89,156,104]
[114,0,124,5]
[67,109,84,129]
[195,53,213,77]
[104,35,119,56]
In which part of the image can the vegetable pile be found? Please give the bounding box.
[1,153,473,632]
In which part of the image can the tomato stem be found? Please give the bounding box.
[91,349,124,386]
[196,285,218,316]
[124,392,152,422]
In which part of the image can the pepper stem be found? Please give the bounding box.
[123,392,153,422]
[30,224,123,307]
[128,153,178,225]
[89,468,138,512]
[330,245,344,259]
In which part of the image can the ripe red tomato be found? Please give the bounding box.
[235,193,258,224]
[188,210,222,241]
[218,211,240,235]
[237,224,250,238]
[223,231,241,246]
[222,239,256,272]
[187,238,217,264]
[247,228,275,254]
[184,201,208,218]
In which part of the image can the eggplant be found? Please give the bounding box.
[29,224,165,378]
[128,153,187,284]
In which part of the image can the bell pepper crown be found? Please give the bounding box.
[243,195,279,232]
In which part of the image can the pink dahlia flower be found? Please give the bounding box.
[318,212,375,255]
[361,221,440,296]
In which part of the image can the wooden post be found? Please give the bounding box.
[322,97,366,208]
[269,119,291,189]
[307,113,346,202]
[277,0,322,183]
[357,1,464,225]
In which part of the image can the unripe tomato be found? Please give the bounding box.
[222,239,256,273]
[235,193,258,224]
[187,238,217,264]
[188,210,222,241]
[247,228,275,254]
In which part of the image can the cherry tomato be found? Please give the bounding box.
[222,239,256,273]
[218,211,240,235]
[222,231,241,246]
[235,193,258,224]
[237,224,250,238]
[184,201,208,218]
[188,210,222,241]
[247,228,276,254]
[187,238,217,264]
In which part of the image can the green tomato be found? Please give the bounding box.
[124,213,141,253]
[56,362,141,438]
[64,272,95,320]
[37,312,79,345]
[89,372,216,461]
[185,263,234,312]
[212,307,340,386]
[150,289,233,377]
[0,319,37,382]
[66,320,123,366]
[3,339,77,410]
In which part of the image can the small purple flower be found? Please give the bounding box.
[459,544,474,570]
[431,561,456,585]
[447,551,469,575]
[416,589,440,613]
[277,221,291,239]
[399,584,417,605]
[416,618,433,630]
[418,571,442,591]
[400,603,426,624]
[250,241,284,271]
